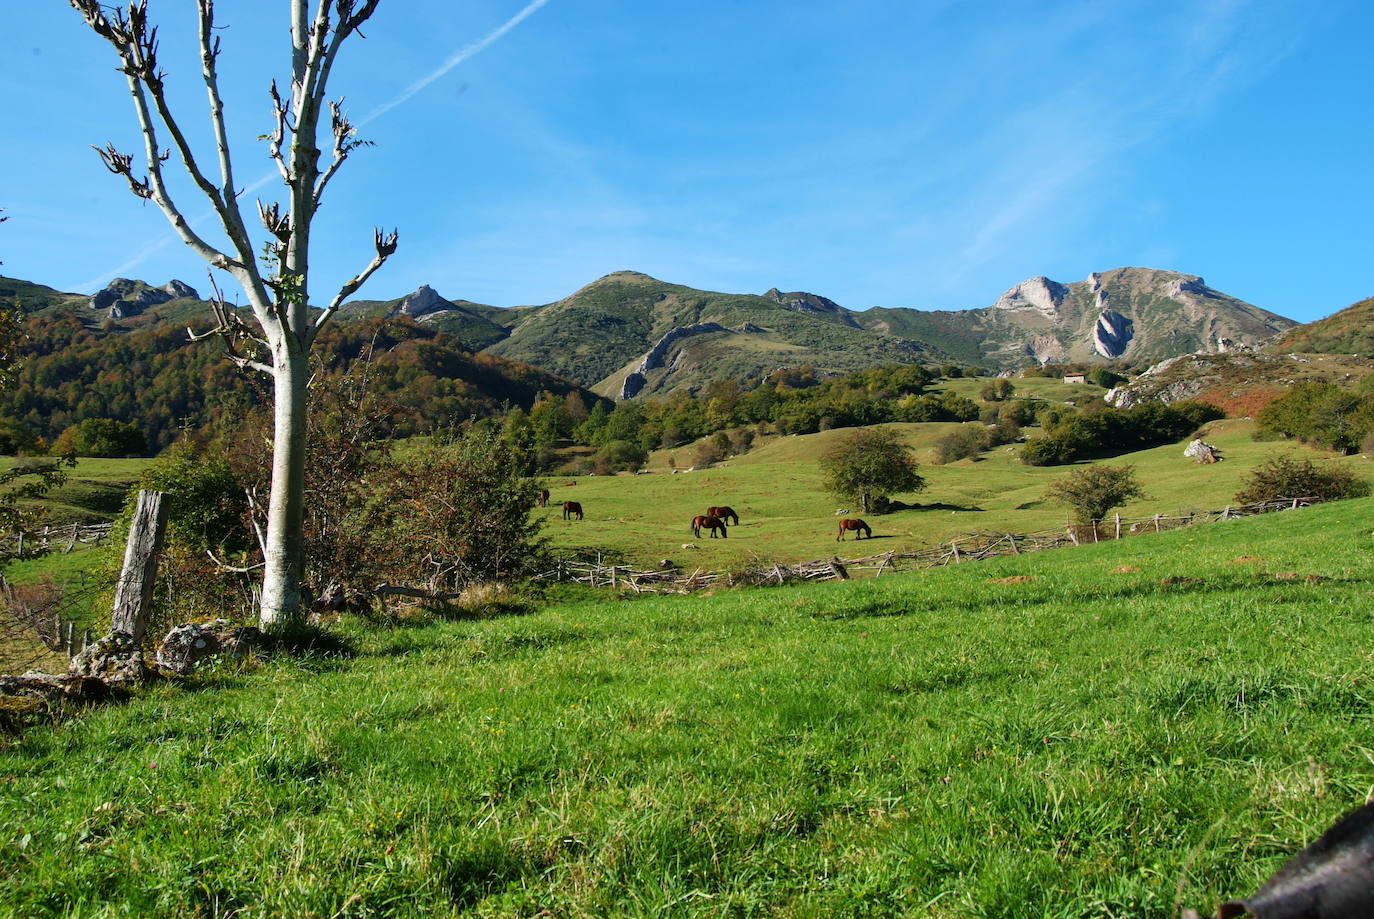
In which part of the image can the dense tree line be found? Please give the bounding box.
[503,364,981,472]
[1256,379,1374,454]
[1019,400,1223,465]
[0,314,597,453]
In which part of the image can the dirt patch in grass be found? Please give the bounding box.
[987,575,1036,584]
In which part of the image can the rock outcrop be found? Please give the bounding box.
[68,630,149,684]
[89,278,198,319]
[991,276,1069,319]
[156,620,262,675]
[394,284,454,319]
[1093,309,1134,358]
[763,289,861,327]
[619,322,728,399]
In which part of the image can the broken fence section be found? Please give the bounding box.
[534,497,1319,594]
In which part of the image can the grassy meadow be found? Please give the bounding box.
[543,416,1365,567]
[2,496,1373,915]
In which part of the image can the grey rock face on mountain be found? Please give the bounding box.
[620,322,729,398]
[763,288,861,328]
[89,278,199,319]
[990,276,1070,318]
[394,284,453,318]
[971,267,1294,366]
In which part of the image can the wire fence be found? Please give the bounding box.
[0,571,108,674]
[533,497,1320,594]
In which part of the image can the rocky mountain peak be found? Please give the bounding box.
[89,277,199,319]
[991,276,1069,318]
[395,284,454,319]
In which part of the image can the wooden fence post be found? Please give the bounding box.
[1153,514,1161,533]
[1114,514,1121,539]
[111,490,169,646]
[1008,534,1019,555]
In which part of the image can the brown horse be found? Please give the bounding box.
[563,500,583,520]
[836,518,871,541]
[536,488,550,507]
[692,514,728,538]
[706,505,739,526]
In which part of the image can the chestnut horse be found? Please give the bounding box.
[706,505,739,526]
[536,488,550,507]
[692,514,728,538]
[563,500,583,520]
[836,518,871,541]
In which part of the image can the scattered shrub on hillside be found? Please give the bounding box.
[1045,464,1144,524]
[820,428,925,514]
[934,425,990,464]
[1234,455,1371,505]
[979,378,1015,402]
[589,439,648,475]
[1089,367,1128,389]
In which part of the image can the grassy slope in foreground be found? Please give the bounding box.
[4,498,1374,916]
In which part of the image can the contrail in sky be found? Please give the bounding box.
[79,0,553,290]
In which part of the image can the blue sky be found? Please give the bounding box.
[2,0,1370,322]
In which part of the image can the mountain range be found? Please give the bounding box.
[1,265,1300,399]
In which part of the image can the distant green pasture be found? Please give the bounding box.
[551,419,1365,566]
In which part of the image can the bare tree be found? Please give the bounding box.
[70,1,397,627]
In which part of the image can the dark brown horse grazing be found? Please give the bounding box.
[563,500,583,520]
[706,505,739,526]
[692,514,728,538]
[536,488,550,507]
[836,518,871,541]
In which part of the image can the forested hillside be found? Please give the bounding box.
[0,314,600,452]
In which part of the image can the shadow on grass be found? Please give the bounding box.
[258,622,357,660]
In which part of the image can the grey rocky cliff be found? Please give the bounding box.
[620,322,729,399]
[763,288,861,328]
[395,284,454,319]
[991,276,1069,319]
[1093,309,1134,358]
[90,278,199,319]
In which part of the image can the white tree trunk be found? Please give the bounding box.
[259,344,309,626]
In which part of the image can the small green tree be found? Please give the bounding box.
[1235,455,1370,504]
[819,428,925,513]
[1045,464,1144,524]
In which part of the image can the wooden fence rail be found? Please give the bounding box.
[2,522,113,557]
[533,496,1319,595]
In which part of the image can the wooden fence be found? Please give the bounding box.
[2,522,113,557]
[535,497,1319,595]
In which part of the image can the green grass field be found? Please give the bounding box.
[548,418,1365,567]
[2,496,1372,916]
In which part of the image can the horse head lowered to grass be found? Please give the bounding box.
[692,515,728,539]
[836,518,870,541]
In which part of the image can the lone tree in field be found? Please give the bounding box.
[1045,464,1143,525]
[819,428,925,514]
[71,1,397,627]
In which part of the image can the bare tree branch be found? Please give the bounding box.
[310,227,398,340]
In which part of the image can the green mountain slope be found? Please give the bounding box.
[1269,294,1374,354]
[484,271,945,397]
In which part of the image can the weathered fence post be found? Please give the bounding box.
[1222,506,1231,520]
[1114,514,1121,539]
[1153,514,1161,533]
[827,557,849,580]
[110,490,169,646]
[1008,534,1019,555]
[951,542,961,563]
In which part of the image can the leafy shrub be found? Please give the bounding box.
[1045,464,1144,524]
[979,378,1015,402]
[590,439,647,474]
[934,425,989,464]
[1234,456,1371,504]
